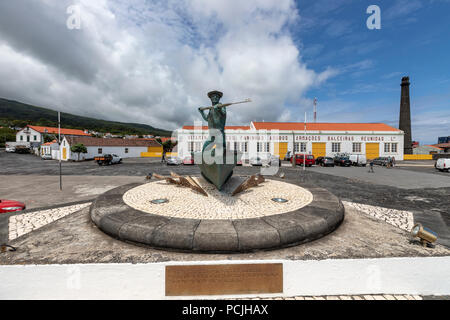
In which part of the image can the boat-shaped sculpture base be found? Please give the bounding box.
[195,150,242,190]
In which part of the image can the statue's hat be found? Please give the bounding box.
[207,91,223,99]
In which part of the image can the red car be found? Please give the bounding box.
[0,199,26,213]
[182,155,195,165]
[290,154,315,167]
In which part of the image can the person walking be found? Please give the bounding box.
[369,159,374,173]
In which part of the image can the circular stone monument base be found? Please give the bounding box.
[90,177,344,253]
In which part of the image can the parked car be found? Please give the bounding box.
[250,153,272,166]
[15,146,31,154]
[167,157,182,165]
[0,199,26,213]
[250,156,263,166]
[349,154,367,166]
[321,157,335,167]
[5,145,15,153]
[291,154,315,166]
[95,154,122,166]
[435,158,450,172]
[267,155,281,167]
[41,154,53,160]
[334,156,352,167]
[372,157,389,166]
[182,155,195,165]
[315,156,324,165]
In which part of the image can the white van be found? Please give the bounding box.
[435,158,450,172]
[349,154,367,166]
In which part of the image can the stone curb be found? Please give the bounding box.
[90,178,344,253]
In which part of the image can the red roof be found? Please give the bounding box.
[42,140,58,146]
[423,145,443,150]
[434,143,450,148]
[66,136,161,147]
[182,125,250,130]
[252,122,401,132]
[27,125,90,136]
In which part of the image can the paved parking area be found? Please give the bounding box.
[307,165,450,189]
[1,151,449,247]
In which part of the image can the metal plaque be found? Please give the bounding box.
[165,263,283,296]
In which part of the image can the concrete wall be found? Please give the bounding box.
[65,145,148,161]
[0,257,449,299]
[404,154,433,160]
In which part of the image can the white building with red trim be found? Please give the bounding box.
[175,122,405,161]
[15,125,90,145]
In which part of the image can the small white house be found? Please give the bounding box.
[14,125,91,156]
[40,140,59,159]
[60,136,162,161]
[413,145,443,155]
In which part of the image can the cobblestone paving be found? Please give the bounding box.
[343,201,414,231]
[123,177,313,219]
[8,203,91,240]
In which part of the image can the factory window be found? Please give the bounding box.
[98,148,103,154]
[20,135,23,141]
[332,143,341,153]
[234,142,238,151]
[34,135,37,141]
[300,142,306,152]
[188,142,194,152]
[352,143,361,153]
[384,143,391,153]
[295,142,306,152]
[125,148,129,154]
[195,142,202,152]
[391,143,398,153]
[242,142,248,153]
[265,142,270,152]
[27,136,30,142]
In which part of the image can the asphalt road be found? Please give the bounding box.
[1,151,449,247]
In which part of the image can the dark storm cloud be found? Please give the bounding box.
[0,0,106,83]
[0,0,333,130]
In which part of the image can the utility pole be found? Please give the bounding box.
[313,97,317,123]
[58,111,62,191]
[292,130,295,167]
[304,111,306,171]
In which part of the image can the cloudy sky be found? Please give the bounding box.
[0,0,449,144]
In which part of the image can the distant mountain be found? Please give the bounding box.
[0,98,172,137]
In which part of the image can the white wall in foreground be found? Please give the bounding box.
[0,256,449,299]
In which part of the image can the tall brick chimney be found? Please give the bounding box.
[399,76,412,154]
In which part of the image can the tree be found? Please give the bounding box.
[156,138,178,161]
[0,127,16,148]
[70,143,87,161]
[43,133,58,143]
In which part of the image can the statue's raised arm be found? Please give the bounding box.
[198,107,208,121]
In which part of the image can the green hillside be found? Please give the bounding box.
[0,97,172,137]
